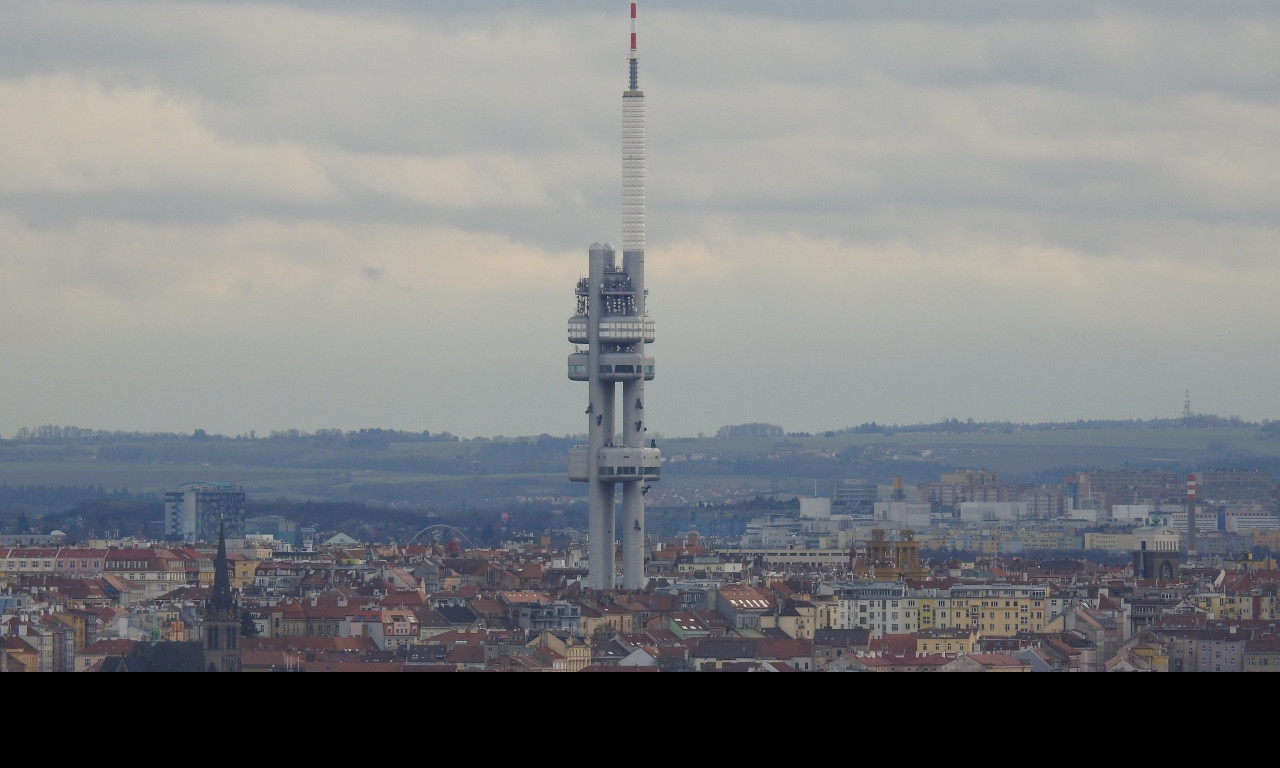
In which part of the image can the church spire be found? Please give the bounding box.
[210,521,235,613]
[204,520,242,671]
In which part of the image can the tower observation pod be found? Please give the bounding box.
[568,2,659,591]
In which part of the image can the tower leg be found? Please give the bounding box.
[621,482,644,589]
[621,377,646,589]
[589,481,616,590]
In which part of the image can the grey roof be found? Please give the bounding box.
[100,641,207,673]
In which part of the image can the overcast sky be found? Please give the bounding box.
[2,1,1278,440]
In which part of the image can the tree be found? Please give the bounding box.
[591,624,614,646]
[240,611,261,638]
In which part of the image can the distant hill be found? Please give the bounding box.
[1,417,1277,511]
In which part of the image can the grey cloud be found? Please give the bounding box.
[2,1,1278,439]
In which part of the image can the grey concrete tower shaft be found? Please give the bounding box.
[566,3,659,591]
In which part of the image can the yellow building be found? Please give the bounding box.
[1084,532,1136,552]
[767,600,818,640]
[1124,643,1170,672]
[1190,593,1254,621]
[580,602,634,639]
[916,627,978,657]
[531,630,591,673]
[1,640,38,672]
[1251,530,1280,551]
[268,597,348,638]
[233,557,261,591]
[949,585,1052,637]
[916,595,956,631]
[50,612,88,654]
[810,594,841,630]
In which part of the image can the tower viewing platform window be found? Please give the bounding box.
[568,445,661,483]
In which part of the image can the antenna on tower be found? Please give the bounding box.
[1183,389,1192,421]
[629,2,639,90]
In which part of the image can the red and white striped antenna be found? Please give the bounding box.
[630,2,638,56]
[627,3,640,90]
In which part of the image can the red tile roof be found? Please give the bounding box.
[869,633,918,657]
[758,638,812,660]
[962,653,1028,668]
[243,637,376,653]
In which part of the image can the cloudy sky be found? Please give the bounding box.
[2,1,1278,440]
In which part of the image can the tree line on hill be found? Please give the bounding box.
[3,418,1277,522]
[7,413,1271,450]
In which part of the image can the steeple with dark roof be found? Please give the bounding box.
[203,521,242,672]
[210,521,235,614]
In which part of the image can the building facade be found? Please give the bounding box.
[164,482,246,542]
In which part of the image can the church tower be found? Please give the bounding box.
[203,523,242,672]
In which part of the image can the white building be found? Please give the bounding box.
[959,501,1026,523]
[1111,504,1153,523]
[164,482,246,542]
[874,501,934,529]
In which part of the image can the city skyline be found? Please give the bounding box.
[2,2,1278,440]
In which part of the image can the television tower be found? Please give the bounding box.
[567,2,660,591]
